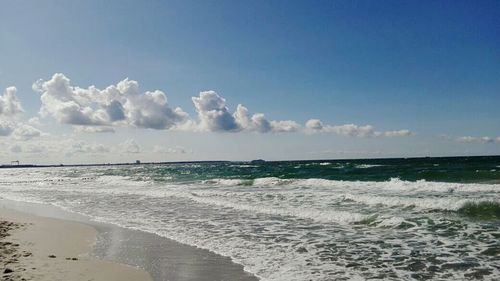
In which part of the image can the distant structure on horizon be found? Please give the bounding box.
[135,160,141,164]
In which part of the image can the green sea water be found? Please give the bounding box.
[0,156,499,280]
[97,155,500,183]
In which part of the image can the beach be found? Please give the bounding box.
[0,199,259,281]
[0,207,153,281]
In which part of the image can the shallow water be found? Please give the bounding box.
[0,156,499,280]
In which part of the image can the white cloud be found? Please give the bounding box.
[456,136,499,144]
[331,124,378,137]
[6,137,110,157]
[0,121,42,140]
[305,119,324,131]
[191,91,299,133]
[192,91,240,132]
[305,119,411,138]
[34,73,189,130]
[456,136,476,143]
[25,145,47,154]
[233,104,251,129]
[12,124,42,140]
[120,139,141,154]
[250,113,272,133]
[68,141,111,154]
[30,74,413,138]
[480,137,494,143]
[10,144,22,153]
[74,126,115,133]
[153,145,190,154]
[28,117,42,126]
[9,143,47,154]
[0,86,23,116]
[125,88,189,129]
[270,120,301,133]
[382,130,412,137]
[0,87,44,140]
[0,121,15,136]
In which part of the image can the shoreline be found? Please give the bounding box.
[0,199,259,281]
[0,207,153,281]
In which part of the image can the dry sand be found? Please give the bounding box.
[0,207,152,281]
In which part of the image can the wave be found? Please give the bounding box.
[201,177,500,193]
[457,201,500,219]
[340,193,470,211]
[344,193,500,216]
[176,192,368,224]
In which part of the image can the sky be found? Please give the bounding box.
[0,0,499,164]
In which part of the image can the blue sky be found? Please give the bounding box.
[0,0,499,164]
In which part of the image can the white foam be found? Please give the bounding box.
[203,178,248,186]
[1,166,499,281]
[375,216,411,228]
[204,177,500,193]
[187,193,367,224]
[354,164,384,168]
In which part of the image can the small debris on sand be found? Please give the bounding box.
[1,219,30,281]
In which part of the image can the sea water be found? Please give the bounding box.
[0,156,499,280]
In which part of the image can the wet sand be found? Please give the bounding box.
[0,207,152,281]
[0,199,259,281]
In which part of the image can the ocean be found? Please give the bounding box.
[0,156,499,280]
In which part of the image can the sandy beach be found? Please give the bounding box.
[0,207,152,281]
[0,199,259,281]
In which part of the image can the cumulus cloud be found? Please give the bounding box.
[0,87,23,116]
[192,91,300,133]
[30,74,412,137]
[305,119,324,131]
[0,87,44,140]
[192,91,240,132]
[0,121,42,140]
[0,122,44,140]
[12,124,42,140]
[305,119,411,138]
[33,73,189,130]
